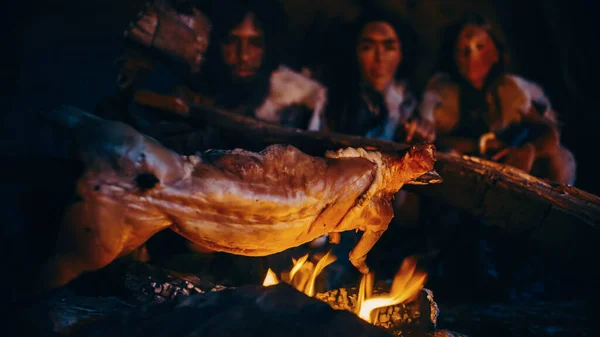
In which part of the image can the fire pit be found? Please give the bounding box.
[261,252,435,331]
[12,246,590,337]
[33,255,462,337]
[66,283,454,337]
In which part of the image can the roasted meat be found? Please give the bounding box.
[40,106,437,289]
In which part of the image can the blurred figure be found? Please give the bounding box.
[94,0,215,154]
[416,13,578,302]
[184,0,330,273]
[323,9,434,143]
[420,14,576,185]
[199,0,327,131]
[316,8,434,282]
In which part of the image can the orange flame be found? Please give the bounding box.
[304,250,336,297]
[262,268,280,286]
[289,254,309,281]
[356,256,427,323]
[261,250,336,295]
[354,271,374,315]
[262,253,427,326]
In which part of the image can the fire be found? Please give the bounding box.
[289,253,309,283]
[262,250,337,297]
[356,256,427,323]
[262,268,280,286]
[262,253,427,326]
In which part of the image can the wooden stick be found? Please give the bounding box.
[181,104,600,264]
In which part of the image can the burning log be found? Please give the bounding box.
[315,287,437,334]
[262,252,438,335]
[31,259,462,337]
[181,104,600,265]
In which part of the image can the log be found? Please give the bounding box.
[180,104,600,265]
[315,286,439,334]
[68,284,398,337]
[185,104,413,156]
[412,154,600,267]
[67,283,463,337]
[87,263,442,335]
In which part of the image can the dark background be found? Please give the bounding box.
[4,0,598,195]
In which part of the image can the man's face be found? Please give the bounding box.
[356,21,402,92]
[221,12,265,80]
[455,24,499,87]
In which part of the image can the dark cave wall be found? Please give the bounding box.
[5,0,598,194]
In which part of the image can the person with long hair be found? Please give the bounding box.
[420,14,576,185]
[323,9,434,143]
[318,9,435,280]
[198,0,327,131]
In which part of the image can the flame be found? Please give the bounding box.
[261,250,336,296]
[262,268,280,286]
[261,253,427,327]
[354,271,374,315]
[304,250,337,297]
[289,253,309,281]
[356,256,427,323]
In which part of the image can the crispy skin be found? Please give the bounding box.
[41,107,435,289]
[165,146,378,255]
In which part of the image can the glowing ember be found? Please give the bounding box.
[356,256,427,323]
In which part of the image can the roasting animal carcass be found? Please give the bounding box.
[40,106,439,289]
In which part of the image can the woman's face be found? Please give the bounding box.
[356,21,402,92]
[220,12,265,80]
[455,24,499,88]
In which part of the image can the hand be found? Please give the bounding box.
[478,132,505,156]
[402,118,436,143]
[504,143,536,173]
